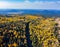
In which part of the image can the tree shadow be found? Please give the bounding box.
[25,22,33,47]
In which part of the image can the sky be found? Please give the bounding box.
[0,0,60,10]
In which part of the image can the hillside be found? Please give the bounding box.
[0,15,60,47]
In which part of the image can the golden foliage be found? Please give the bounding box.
[0,15,60,47]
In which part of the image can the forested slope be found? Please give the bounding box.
[0,15,60,47]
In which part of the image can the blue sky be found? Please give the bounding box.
[0,0,60,10]
[0,0,60,2]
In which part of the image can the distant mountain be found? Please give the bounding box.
[0,9,60,17]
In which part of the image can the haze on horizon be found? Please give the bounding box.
[0,0,60,10]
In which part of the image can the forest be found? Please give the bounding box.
[0,15,60,47]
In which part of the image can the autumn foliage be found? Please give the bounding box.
[0,15,60,47]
